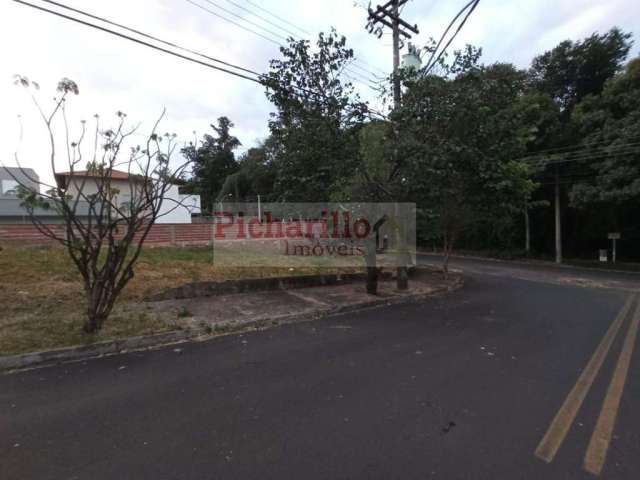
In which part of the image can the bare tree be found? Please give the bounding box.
[4,76,192,333]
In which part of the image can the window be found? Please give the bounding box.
[1,179,19,196]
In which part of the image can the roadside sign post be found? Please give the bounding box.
[607,233,620,264]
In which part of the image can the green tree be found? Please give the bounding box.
[10,77,191,333]
[331,120,394,202]
[529,27,632,116]
[397,48,540,271]
[182,116,241,213]
[570,57,640,207]
[525,28,633,261]
[262,29,368,201]
[217,139,278,202]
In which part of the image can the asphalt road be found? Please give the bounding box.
[2,256,640,479]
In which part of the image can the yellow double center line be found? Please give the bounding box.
[584,295,640,475]
[535,294,639,475]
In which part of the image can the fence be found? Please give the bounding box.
[0,223,243,247]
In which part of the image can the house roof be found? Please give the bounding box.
[54,169,132,180]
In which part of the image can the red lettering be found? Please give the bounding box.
[214,211,234,239]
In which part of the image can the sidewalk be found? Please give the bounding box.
[1,269,462,372]
[149,270,463,333]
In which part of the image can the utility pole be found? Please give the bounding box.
[367,1,419,290]
[554,168,562,264]
[367,0,419,104]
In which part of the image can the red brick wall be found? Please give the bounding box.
[0,219,331,246]
[0,222,248,246]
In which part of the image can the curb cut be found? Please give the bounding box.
[1,275,463,374]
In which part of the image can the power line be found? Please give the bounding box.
[184,0,281,46]
[185,0,381,89]
[212,0,386,82]
[423,0,480,74]
[520,135,640,158]
[349,59,386,79]
[524,149,640,168]
[185,0,377,90]
[199,0,290,42]
[17,0,380,102]
[14,0,343,101]
[522,143,640,164]
[200,0,383,82]
[36,0,262,77]
[223,0,299,39]
[244,0,311,37]
[12,0,262,83]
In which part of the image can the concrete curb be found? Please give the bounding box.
[416,251,640,276]
[1,275,463,374]
[0,329,204,373]
[147,270,397,301]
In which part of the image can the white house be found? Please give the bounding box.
[54,169,200,224]
[157,184,201,224]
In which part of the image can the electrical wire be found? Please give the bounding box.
[423,0,480,74]
[199,0,289,42]
[184,0,281,46]
[12,0,262,83]
[245,0,311,37]
[36,0,262,77]
[522,143,640,164]
[223,0,299,39]
[183,0,381,89]
[199,0,385,81]
[519,135,640,158]
[12,0,338,100]
[524,149,640,168]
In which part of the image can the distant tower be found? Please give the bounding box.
[401,42,422,71]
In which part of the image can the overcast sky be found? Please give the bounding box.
[1,0,638,185]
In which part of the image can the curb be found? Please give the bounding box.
[147,270,396,301]
[0,330,204,373]
[416,252,640,277]
[0,275,463,374]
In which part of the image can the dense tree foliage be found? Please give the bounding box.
[523,28,637,259]
[570,58,640,206]
[261,29,368,201]
[209,27,638,262]
[395,48,545,268]
[217,139,278,202]
[529,28,632,116]
[181,116,241,213]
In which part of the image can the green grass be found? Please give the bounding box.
[0,244,362,356]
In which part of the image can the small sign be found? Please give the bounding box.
[608,232,621,240]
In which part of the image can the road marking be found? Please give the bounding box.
[534,294,636,463]
[584,300,640,476]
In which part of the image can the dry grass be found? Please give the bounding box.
[0,244,362,355]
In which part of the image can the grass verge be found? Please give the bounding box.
[0,244,362,356]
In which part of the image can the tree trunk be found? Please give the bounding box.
[394,204,409,291]
[366,265,378,295]
[442,233,450,279]
[396,266,408,290]
[365,237,378,295]
[84,281,114,333]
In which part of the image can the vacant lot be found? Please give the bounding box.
[0,244,358,355]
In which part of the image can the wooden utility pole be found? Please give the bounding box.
[554,168,562,264]
[367,0,419,103]
[367,1,419,290]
